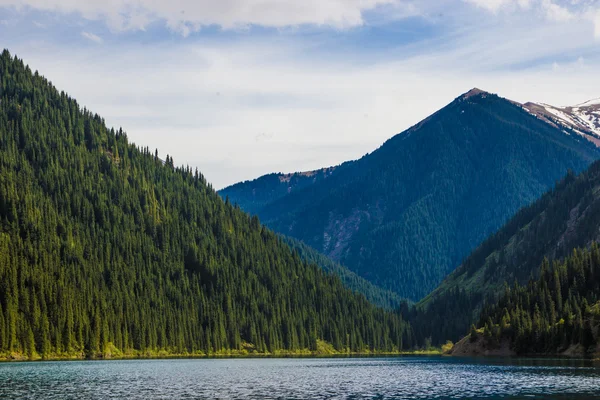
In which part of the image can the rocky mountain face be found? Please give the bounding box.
[221,89,600,301]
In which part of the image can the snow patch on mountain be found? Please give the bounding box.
[522,98,600,146]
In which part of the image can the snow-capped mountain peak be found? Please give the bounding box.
[522,98,600,146]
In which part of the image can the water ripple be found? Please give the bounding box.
[0,357,599,399]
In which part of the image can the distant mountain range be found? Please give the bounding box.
[221,88,600,301]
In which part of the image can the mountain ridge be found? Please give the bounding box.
[221,89,600,301]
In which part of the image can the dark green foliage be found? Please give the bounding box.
[0,50,412,358]
[221,90,599,301]
[414,160,600,345]
[478,246,600,354]
[406,288,487,347]
[281,236,402,310]
[469,325,478,343]
[222,169,335,216]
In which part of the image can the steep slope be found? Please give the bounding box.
[221,89,600,301]
[223,170,401,309]
[0,50,412,360]
[414,160,600,345]
[454,244,600,357]
[280,236,402,309]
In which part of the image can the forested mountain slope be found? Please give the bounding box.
[221,89,600,300]
[280,236,402,309]
[0,50,413,359]
[414,160,600,345]
[454,245,600,357]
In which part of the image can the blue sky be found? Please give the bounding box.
[1,0,599,188]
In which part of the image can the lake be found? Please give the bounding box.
[0,356,599,399]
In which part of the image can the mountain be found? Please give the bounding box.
[221,88,600,301]
[453,244,600,357]
[223,172,402,310]
[413,160,600,345]
[0,50,412,360]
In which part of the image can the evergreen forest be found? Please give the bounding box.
[475,245,600,354]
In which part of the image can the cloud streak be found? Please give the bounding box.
[81,31,103,43]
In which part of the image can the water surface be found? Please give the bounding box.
[1,356,599,399]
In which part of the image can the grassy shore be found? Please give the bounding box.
[0,340,442,362]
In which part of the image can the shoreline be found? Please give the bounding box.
[0,349,442,363]
[3,352,599,364]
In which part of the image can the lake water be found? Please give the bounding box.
[0,356,599,399]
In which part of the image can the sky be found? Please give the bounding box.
[1,0,600,189]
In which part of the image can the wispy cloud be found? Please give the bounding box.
[81,31,102,43]
[465,0,598,32]
[541,0,574,22]
[591,8,600,38]
[0,0,399,35]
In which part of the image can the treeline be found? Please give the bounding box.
[476,245,600,354]
[0,49,413,359]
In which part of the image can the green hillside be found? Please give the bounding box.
[281,236,402,309]
[414,160,600,345]
[0,50,412,360]
[466,245,600,356]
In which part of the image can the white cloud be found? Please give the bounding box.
[81,31,103,43]
[465,0,598,36]
[541,0,574,21]
[592,9,600,37]
[0,0,398,34]
[464,0,530,12]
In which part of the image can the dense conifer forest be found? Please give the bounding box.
[412,160,600,346]
[474,245,600,355]
[281,236,402,309]
[0,50,413,359]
